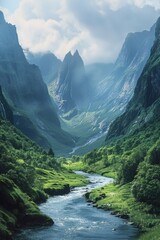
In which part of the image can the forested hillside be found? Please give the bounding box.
[0,118,87,239]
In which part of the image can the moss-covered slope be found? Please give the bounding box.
[0,118,87,239]
[67,118,160,239]
[0,176,53,239]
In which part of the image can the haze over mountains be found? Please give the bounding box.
[0,9,157,156]
[27,20,156,155]
[0,6,160,239]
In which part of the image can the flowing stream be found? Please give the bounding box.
[15,171,140,240]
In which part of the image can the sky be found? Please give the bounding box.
[0,0,160,64]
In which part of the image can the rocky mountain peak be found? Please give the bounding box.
[64,51,72,60]
[72,50,84,66]
[73,50,80,57]
[115,26,155,69]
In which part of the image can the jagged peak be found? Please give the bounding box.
[0,11,5,24]
[66,51,72,57]
[73,50,82,59]
[73,50,83,64]
[62,51,73,63]
[73,49,80,56]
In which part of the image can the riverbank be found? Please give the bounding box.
[0,169,88,240]
[86,182,160,240]
[15,172,139,240]
[64,161,160,239]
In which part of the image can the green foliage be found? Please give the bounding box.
[0,118,87,238]
[132,162,160,207]
[70,118,160,239]
[118,147,146,184]
[0,176,53,239]
[48,148,55,157]
[147,140,160,165]
[87,183,160,231]
[78,120,160,206]
[138,225,160,240]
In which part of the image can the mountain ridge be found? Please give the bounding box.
[106,17,160,140]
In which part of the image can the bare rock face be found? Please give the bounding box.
[55,50,90,115]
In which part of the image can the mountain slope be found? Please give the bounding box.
[26,51,61,84]
[107,17,160,140]
[93,24,155,110]
[0,86,13,123]
[0,11,75,155]
[0,116,87,239]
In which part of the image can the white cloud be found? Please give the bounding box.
[0,0,160,64]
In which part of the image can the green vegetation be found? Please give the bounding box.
[36,168,88,195]
[68,119,160,239]
[0,176,53,239]
[0,118,87,239]
[87,183,160,230]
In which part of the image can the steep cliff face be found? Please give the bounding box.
[54,50,90,116]
[26,51,61,84]
[95,24,155,111]
[106,17,160,140]
[0,11,75,155]
[0,86,13,123]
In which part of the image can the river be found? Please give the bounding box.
[15,171,140,240]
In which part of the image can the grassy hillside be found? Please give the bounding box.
[0,118,87,239]
[66,119,160,239]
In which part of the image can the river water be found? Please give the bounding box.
[15,172,140,240]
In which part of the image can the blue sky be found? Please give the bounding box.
[0,0,160,64]
[0,0,20,13]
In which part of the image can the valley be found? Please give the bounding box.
[14,172,139,240]
[0,3,160,240]
[27,24,155,155]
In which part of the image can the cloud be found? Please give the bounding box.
[0,0,160,64]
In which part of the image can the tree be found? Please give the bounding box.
[147,140,160,165]
[132,163,160,207]
[48,148,55,157]
[118,148,145,184]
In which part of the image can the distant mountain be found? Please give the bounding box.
[0,11,75,155]
[106,17,160,140]
[17,11,156,155]
[46,24,155,155]
[53,50,90,117]
[26,51,61,84]
[94,24,155,110]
